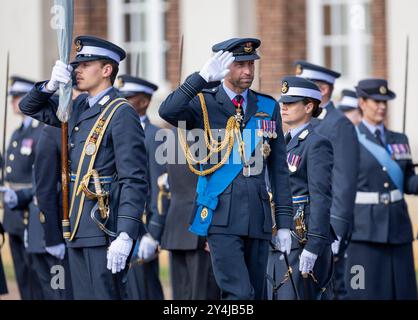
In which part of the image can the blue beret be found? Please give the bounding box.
[278,76,322,103]
[117,75,158,97]
[71,35,126,66]
[294,60,341,85]
[212,38,261,61]
[355,78,396,101]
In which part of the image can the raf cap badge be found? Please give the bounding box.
[379,86,387,94]
[295,64,303,75]
[117,77,124,89]
[281,81,289,94]
[244,42,253,53]
[75,39,83,52]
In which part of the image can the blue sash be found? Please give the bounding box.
[189,95,275,236]
[356,127,404,193]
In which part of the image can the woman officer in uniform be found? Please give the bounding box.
[267,76,335,300]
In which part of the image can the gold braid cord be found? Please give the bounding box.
[178,93,241,176]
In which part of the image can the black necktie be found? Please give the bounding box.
[285,132,292,145]
[374,128,386,148]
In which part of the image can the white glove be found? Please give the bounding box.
[138,233,159,262]
[331,235,342,255]
[106,232,133,274]
[272,228,291,254]
[46,60,73,92]
[199,50,235,82]
[0,187,18,209]
[45,243,66,260]
[299,249,318,274]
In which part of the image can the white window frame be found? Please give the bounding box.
[107,0,169,92]
[306,0,372,91]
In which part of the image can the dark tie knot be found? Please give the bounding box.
[375,128,382,137]
[233,95,244,106]
[285,132,292,145]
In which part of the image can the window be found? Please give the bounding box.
[107,0,169,90]
[306,0,372,90]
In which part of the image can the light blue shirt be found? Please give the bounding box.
[289,122,310,139]
[222,83,248,113]
[22,116,32,129]
[87,86,113,107]
[362,119,386,144]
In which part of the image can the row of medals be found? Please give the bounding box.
[234,107,277,177]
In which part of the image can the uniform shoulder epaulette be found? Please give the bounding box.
[201,87,219,94]
[251,90,276,102]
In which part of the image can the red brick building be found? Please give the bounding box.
[73,0,386,98]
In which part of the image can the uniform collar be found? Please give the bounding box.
[139,115,148,123]
[362,119,385,141]
[222,83,248,111]
[87,86,113,107]
[289,122,310,139]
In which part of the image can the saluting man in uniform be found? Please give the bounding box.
[295,61,359,299]
[159,38,293,300]
[19,36,148,299]
[1,76,44,299]
[346,79,418,299]
[267,76,335,300]
[117,75,165,300]
[337,89,362,126]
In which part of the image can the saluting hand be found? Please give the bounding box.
[199,50,235,82]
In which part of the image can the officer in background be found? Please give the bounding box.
[337,89,362,125]
[346,79,418,299]
[159,38,293,299]
[1,76,43,299]
[295,61,359,299]
[19,36,148,299]
[117,75,164,300]
[157,129,220,300]
[33,125,73,299]
[267,76,335,300]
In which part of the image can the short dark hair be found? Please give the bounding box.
[99,59,119,84]
[302,97,321,118]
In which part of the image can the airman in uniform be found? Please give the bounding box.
[159,38,293,299]
[346,79,418,299]
[267,76,335,300]
[19,36,148,299]
[117,74,165,300]
[1,76,44,299]
[295,61,359,299]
